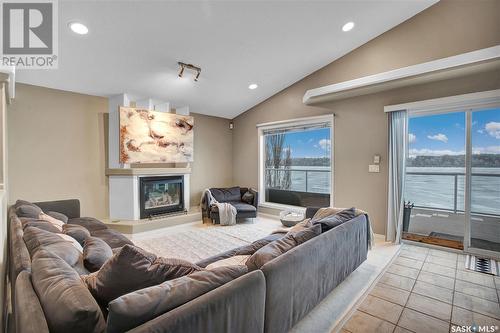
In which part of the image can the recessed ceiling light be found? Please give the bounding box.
[248,83,258,90]
[69,22,89,35]
[342,22,355,32]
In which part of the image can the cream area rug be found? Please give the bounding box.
[131,216,283,263]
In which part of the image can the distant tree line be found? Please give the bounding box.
[290,157,330,166]
[408,154,500,167]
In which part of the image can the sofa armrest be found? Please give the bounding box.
[127,270,266,333]
[15,271,50,333]
[261,214,368,333]
[249,188,259,208]
[33,199,80,219]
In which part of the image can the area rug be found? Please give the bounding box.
[133,220,281,263]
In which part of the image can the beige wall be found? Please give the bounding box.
[8,84,233,218]
[232,0,500,234]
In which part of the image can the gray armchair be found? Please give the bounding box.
[202,187,258,224]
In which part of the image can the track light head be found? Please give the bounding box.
[178,62,201,82]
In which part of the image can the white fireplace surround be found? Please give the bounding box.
[107,94,191,220]
[108,170,190,220]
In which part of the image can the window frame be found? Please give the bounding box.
[257,114,334,210]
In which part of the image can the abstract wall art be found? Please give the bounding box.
[119,107,194,163]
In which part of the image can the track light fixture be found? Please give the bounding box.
[178,62,201,82]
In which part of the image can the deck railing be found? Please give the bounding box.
[265,168,330,194]
[406,171,500,217]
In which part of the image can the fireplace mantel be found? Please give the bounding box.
[106,167,191,176]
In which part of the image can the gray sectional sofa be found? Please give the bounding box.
[7,200,369,333]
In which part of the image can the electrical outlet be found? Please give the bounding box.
[369,164,380,173]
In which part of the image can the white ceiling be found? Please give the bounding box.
[16,0,437,119]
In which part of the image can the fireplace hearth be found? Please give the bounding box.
[139,176,184,219]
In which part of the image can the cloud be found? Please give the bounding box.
[472,146,500,154]
[282,147,292,154]
[409,133,416,144]
[478,129,484,134]
[485,122,500,139]
[318,139,331,150]
[427,133,448,143]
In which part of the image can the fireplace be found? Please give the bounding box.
[139,176,184,219]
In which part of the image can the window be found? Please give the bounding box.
[258,115,333,208]
[402,97,500,255]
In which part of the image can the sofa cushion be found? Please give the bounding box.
[210,187,241,203]
[230,202,257,213]
[83,237,113,272]
[82,245,203,304]
[13,199,40,209]
[46,211,69,223]
[246,224,321,270]
[107,265,247,333]
[63,224,91,245]
[31,249,106,333]
[23,227,87,274]
[90,228,134,249]
[21,218,62,233]
[68,217,108,232]
[206,255,251,269]
[38,213,65,231]
[15,204,42,219]
[9,218,31,285]
[311,207,357,232]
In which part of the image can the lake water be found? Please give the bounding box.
[285,166,500,215]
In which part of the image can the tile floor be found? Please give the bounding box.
[342,243,500,333]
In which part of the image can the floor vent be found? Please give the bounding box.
[465,255,499,276]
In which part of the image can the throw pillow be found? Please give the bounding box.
[56,234,84,253]
[15,204,42,219]
[31,249,106,333]
[21,218,62,233]
[63,224,91,245]
[107,265,247,333]
[46,211,69,223]
[67,217,108,232]
[23,227,84,272]
[311,207,357,232]
[245,224,321,270]
[38,212,65,232]
[206,255,251,269]
[81,245,203,304]
[83,237,113,272]
[241,191,254,205]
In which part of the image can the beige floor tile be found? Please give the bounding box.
[422,262,456,278]
[425,254,457,268]
[393,327,413,333]
[370,283,410,306]
[398,308,449,333]
[406,293,452,321]
[401,244,429,254]
[358,295,403,324]
[454,292,500,319]
[451,306,500,328]
[412,280,454,304]
[379,272,415,292]
[455,279,498,302]
[428,249,458,261]
[343,310,395,333]
[387,263,420,279]
[456,270,495,288]
[395,256,424,270]
[417,270,455,290]
[399,249,427,261]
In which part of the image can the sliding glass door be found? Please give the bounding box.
[468,108,500,255]
[404,106,500,256]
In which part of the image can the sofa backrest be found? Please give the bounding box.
[34,199,81,219]
[260,214,369,333]
[210,187,241,203]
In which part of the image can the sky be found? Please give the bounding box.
[408,108,500,157]
[275,128,330,158]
